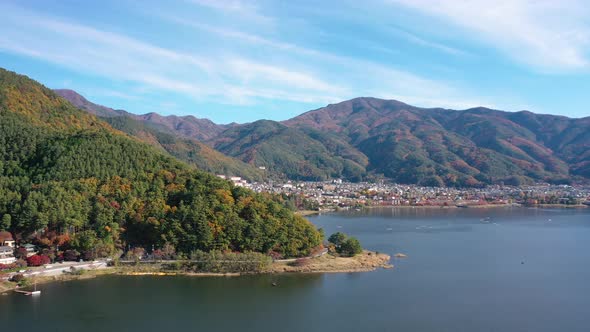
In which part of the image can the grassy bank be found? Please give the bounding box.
[117,251,391,275]
[270,251,392,273]
[1,281,15,294]
[1,251,392,293]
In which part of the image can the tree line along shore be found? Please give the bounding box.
[1,232,392,294]
[1,250,393,294]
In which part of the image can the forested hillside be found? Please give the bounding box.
[282,98,590,186]
[206,97,588,186]
[56,83,590,187]
[209,120,368,181]
[55,89,265,181]
[0,68,322,259]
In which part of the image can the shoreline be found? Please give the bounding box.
[360,203,589,210]
[121,271,241,277]
[528,204,588,208]
[366,204,512,209]
[293,204,556,215]
[1,268,114,294]
[295,210,322,216]
[269,251,392,274]
[1,251,391,294]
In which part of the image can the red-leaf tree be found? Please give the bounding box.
[27,255,42,266]
[27,254,51,266]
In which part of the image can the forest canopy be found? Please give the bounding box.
[0,68,322,259]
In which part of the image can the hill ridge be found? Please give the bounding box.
[55,90,590,186]
[1,67,322,259]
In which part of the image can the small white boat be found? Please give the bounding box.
[30,281,41,296]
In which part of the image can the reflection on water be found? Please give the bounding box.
[1,207,589,332]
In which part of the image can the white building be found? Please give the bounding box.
[0,232,15,249]
[1,238,15,248]
[0,246,15,264]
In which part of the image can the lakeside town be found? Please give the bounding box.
[2,177,589,289]
[218,175,590,211]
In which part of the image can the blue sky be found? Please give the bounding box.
[1,0,589,123]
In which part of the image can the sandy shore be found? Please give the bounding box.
[269,251,392,273]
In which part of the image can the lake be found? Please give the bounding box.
[1,207,589,331]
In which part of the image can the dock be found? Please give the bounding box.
[14,289,41,296]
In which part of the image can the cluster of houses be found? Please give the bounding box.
[0,232,35,265]
[216,175,250,187]
[213,171,590,209]
[248,180,590,209]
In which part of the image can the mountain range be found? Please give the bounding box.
[56,88,590,187]
[54,89,264,181]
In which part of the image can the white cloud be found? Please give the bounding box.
[89,88,141,101]
[161,16,326,58]
[187,0,256,13]
[386,26,468,56]
[161,13,479,106]
[186,0,273,25]
[0,4,344,106]
[227,59,346,95]
[389,0,590,71]
[0,1,507,119]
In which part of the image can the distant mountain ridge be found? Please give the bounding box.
[283,97,589,185]
[55,89,232,141]
[56,91,590,187]
[54,89,264,181]
[54,89,126,118]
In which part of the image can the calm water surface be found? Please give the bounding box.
[1,207,589,331]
